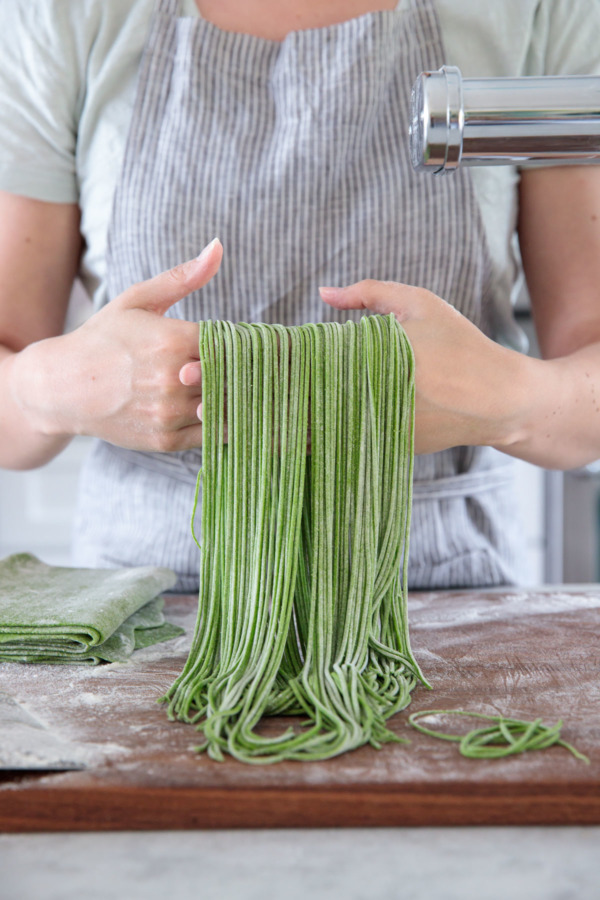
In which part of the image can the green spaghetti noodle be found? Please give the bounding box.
[408,709,589,763]
[163,314,427,763]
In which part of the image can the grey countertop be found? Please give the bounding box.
[1,827,599,900]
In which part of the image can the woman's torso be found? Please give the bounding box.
[75,0,515,588]
[3,0,600,588]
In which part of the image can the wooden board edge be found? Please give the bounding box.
[1,784,599,831]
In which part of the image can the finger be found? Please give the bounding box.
[173,421,228,450]
[119,238,223,315]
[168,422,204,452]
[195,402,228,445]
[161,317,205,361]
[179,360,202,387]
[319,280,418,319]
[162,398,203,432]
[176,417,228,448]
[188,397,203,425]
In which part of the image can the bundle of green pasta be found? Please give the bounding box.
[164,314,427,762]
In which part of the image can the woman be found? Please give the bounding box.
[0,0,599,590]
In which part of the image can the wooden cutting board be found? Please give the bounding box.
[1,589,599,831]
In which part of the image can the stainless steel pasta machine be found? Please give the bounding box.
[410,65,600,173]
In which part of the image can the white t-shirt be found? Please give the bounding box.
[1,0,599,346]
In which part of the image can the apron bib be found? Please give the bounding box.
[73,0,521,590]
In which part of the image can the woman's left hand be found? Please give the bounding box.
[319,280,529,455]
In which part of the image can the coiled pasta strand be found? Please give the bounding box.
[408,709,589,762]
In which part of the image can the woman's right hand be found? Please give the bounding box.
[11,238,222,453]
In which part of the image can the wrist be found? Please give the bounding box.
[8,338,72,441]
[490,350,569,459]
[487,348,539,452]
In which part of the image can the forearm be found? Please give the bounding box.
[0,343,72,470]
[318,279,600,470]
[0,242,221,469]
[496,342,600,470]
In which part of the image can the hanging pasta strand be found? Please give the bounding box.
[163,314,428,763]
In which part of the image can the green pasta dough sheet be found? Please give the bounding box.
[0,553,182,665]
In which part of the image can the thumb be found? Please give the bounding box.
[319,279,416,319]
[118,238,223,314]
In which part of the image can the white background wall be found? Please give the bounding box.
[0,437,92,566]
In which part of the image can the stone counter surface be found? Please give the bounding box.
[1,826,599,900]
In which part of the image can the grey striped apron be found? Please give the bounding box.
[72,0,522,591]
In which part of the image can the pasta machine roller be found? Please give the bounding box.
[410,65,600,173]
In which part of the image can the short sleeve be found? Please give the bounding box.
[0,0,86,203]
[525,0,600,77]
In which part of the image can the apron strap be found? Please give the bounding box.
[156,0,180,17]
[107,443,513,500]
[412,465,515,501]
[105,444,201,487]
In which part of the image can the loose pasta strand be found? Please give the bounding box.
[408,709,589,763]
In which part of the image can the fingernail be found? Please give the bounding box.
[318,286,341,299]
[196,237,221,262]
